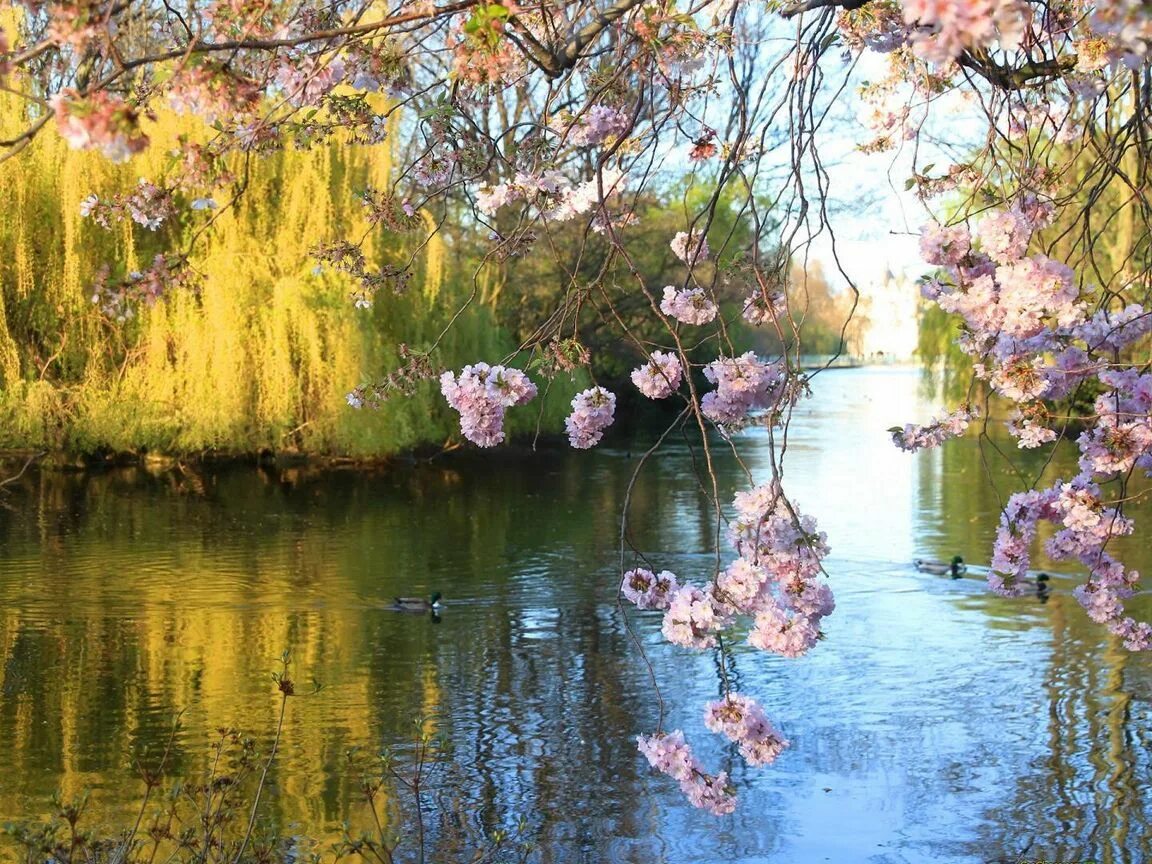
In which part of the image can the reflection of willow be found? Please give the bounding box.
[977,598,1151,863]
[0,465,454,837]
[0,453,720,848]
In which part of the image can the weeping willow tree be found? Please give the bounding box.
[0,98,573,457]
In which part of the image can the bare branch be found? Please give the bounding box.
[780,0,871,19]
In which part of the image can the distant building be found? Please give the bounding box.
[855,267,920,362]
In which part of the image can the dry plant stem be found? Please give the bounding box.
[112,712,184,864]
[232,690,289,864]
[0,451,44,491]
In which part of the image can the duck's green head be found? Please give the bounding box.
[430,592,443,606]
[951,555,964,565]
[1036,573,1050,583]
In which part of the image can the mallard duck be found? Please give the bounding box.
[913,555,967,578]
[1020,572,1050,599]
[391,592,443,612]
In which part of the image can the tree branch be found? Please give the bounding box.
[956,50,1078,91]
[780,0,871,19]
[547,0,648,77]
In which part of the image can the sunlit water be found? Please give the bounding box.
[2,366,1151,863]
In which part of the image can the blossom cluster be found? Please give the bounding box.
[701,352,785,425]
[168,63,262,124]
[90,256,195,321]
[670,231,709,265]
[660,285,717,326]
[636,731,736,816]
[627,478,832,811]
[439,364,537,448]
[80,179,176,231]
[630,351,683,400]
[704,693,789,766]
[50,89,149,163]
[550,105,631,147]
[621,567,679,610]
[742,288,788,326]
[990,480,1149,649]
[475,169,625,223]
[841,0,1149,69]
[565,386,616,449]
[913,205,1152,648]
[890,405,976,452]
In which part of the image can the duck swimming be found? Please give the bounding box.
[391,592,443,612]
[913,555,966,578]
[1022,572,1050,600]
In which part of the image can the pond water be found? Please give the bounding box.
[1,366,1151,863]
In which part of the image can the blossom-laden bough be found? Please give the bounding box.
[2,0,1150,814]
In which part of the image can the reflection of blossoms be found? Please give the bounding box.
[565,386,615,449]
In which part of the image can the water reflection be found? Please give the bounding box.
[0,367,1150,862]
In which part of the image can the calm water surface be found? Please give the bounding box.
[2,367,1152,863]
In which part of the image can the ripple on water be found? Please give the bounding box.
[3,369,1152,861]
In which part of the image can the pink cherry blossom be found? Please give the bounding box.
[440,363,537,448]
[748,598,820,657]
[631,350,683,399]
[919,222,971,266]
[891,405,975,452]
[637,731,737,815]
[661,584,727,649]
[704,693,789,767]
[701,353,785,425]
[49,89,149,163]
[670,231,709,264]
[621,567,680,610]
[660,285,717,326]
[565,386,615,449]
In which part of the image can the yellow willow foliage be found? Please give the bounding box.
[420,208,445,301]
[0,98,573,455]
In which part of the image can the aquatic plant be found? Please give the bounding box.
[3,664,536,864]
